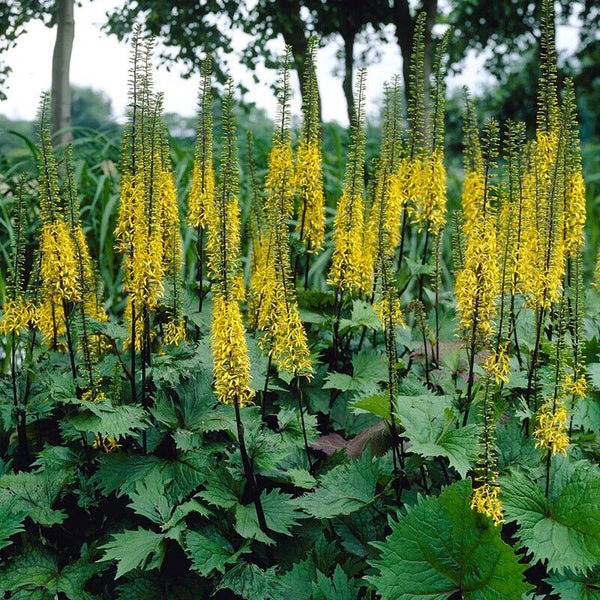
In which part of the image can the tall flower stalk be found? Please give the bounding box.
[294,36,324,288]
[188,56,214,314]
[207,79,269,537]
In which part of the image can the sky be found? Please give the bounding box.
[0,0,581,126]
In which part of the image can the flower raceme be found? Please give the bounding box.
[211,295,253,406]
[329,189,365,293]
[471,482,503,526]
[406,151,446,236]
[0,297,37,336]
[295,140,325,252]
[40,220,81,305]
[455,214,499,344]
[533,398,570,456]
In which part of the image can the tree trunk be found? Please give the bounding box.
[342,30,355,126]
[51,0,74,145]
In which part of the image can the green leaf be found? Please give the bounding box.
[323,350,387,394]
[395,393,479,477]
[91,454,162,497]
[500,459,600,573]
[99,528,166,578]
[350,393,391,421]
[0,492,26,551]
[547,568,600,600]
[127,470,174,526]
[162,498,210,531]
[312,565,360,600]
[404,255,435,276]
[199,469,243,509]
[587,363,600,391]
[69,401,147,439]
[234,489,304,544]
[217,563,288,600]
[115,570,207,600]
[0,544,100,600]
[0,469,70,526]
[339,299,381,333]
[184,529,249,577]
[367,479,532,600]
[295,453,378,519]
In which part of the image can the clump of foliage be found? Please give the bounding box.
[1,2,600,599]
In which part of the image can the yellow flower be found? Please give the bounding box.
[461,171,485,237]
[164,319,186,346]
[471,483,503,526]
[483,345,510,385]
[40,220,81,304]
[0,297,36,335]
[329,190,365,292]
[373,296,405,331]
[563,373,587,399]
[211,295,254,405]
[295,140,325,252]
[533,398,570,456]
[385,161,410,251]
[564,170,586,256]
[262,278,313,379]
[187,162,215,229]
[407,151,446,235]
[455,215,499,343]
[93,434,121,453]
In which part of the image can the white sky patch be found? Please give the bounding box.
[0,0,582,127]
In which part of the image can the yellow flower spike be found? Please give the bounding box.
[188,164,215,230]
[0,297,36,335]
[455,215,499,343]
[471,483,503,526]
[563,373,587,399]
[461,171,485,237]
[295,140,325,252]
[187,56,214,231]
[329,190,365,293]
[164,319,186,346]
[533,398,570,456]
[483,345,510,385]
[564,170,586,256]
[329,68,367,294]
[40,221,81,304]
[211,295,254,406]
[373,296,405,331]
[408,151,446,235]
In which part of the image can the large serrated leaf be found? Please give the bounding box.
[396,393,479,477]
[295,453,378,519]
[323,350,387,394]
[500,459,600,574]
[235,489,304,544]
[367,479,532,600]
[216,563,288,600]
[0,492,26,551]
[69,401,147,438]
[0,469,70,526]
[547,568,600,600]
[184,528,250,577]
[99,528,166,578]
[0,544,100,599]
